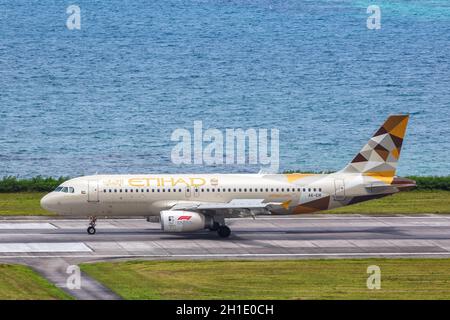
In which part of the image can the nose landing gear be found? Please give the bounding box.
[87,216,97,235]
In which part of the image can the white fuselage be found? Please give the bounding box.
[40,173,349,217]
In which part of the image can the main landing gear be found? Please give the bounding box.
[87,216,97,235]
[217,225,231,238]
[208,216,231,238]
[208,221,220,231]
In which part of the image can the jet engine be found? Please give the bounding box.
[160,210,213,232]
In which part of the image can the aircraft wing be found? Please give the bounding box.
[170,199,282,211]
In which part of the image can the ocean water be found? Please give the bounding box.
[0,0,449,177]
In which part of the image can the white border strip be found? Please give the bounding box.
[0,223,56,230]
[0,242,91,253]
[0,252,449,258]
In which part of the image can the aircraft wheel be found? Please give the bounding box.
[87,226,96,235]
[217,225,231,238]
[209,222,220,231]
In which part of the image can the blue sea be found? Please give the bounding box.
[0,0,449,177]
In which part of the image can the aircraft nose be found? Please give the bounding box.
[40,193,57,211]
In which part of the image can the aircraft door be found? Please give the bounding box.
[88,180,99,202]
[185,186,191,198]
[334,179,346,201]
[193,187,199,197]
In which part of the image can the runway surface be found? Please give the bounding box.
[1,214,450,299]
[1,214,450,260]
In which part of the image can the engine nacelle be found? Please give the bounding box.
[160,210,213,232]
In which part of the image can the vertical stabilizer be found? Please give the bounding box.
[340,115,409,178]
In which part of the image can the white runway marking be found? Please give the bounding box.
[0,242,91,253]
[233,216,450,220]
[0,252,450,259]
[0,223,56,230]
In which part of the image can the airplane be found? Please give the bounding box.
[40,115,416,238]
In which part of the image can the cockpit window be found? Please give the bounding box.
[54,186,75,193]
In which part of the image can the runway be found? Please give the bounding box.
[1,214,450,260]
[1,214,450,299]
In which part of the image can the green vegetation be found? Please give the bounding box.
[0,264,72,300]
[81,259,450,299]
[0,192,51,215]
[325,190,450,214]
[1,175,450,192]
[0,175,449,215]
[407,175,450,191]
[0,190,449,216]
[283,172,450,191]
[0,176,69,193]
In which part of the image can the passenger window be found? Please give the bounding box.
[319,188,322,192]
[244,188,247,192]
[167,189,170,192]
[233,188,236,192]
[281,188,284,192]
[108,189,112,193]
[103,189,106,193]
[119,189,122,193]
[308,188,311,192]
[238,188,242,192]
[212,188,215,192]
[313,188,316,192]
[125,189,128,193]
[114,189,117,193]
